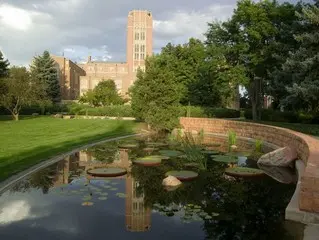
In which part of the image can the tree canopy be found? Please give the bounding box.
[0,67,46,120]
[80,79,124,106]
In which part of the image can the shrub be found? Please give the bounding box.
[68,104,134,117]
[179,106,240,118]
[244,109,299,123]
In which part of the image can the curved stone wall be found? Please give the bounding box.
[180,117,319,213]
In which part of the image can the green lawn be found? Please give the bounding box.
[0,116,139,182]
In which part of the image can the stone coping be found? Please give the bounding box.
[180,117,319,215]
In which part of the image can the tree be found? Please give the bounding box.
[0,50,10,96]
[0,51,9,78]
[205,0,300,120]
[79,79,123,106]
[30,51,61,103]
[130,54,183,131]
[278,5,319,111]
[0,67,46,120]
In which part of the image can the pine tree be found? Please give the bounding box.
[280,5,319,111]
[0,51,10,96]
[30,51,61,103]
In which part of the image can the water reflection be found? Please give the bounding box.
[0,137,303,239]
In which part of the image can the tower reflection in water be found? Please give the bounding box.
[52,148,151,232]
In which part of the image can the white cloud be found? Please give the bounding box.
[0,4,33,31]
[153,4,234,42]
[0,200,33,224]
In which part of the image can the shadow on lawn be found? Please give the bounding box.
[0,115,43,121]
[0,123,138,182]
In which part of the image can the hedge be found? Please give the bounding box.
[0,103,241,119]
[179,106,240,118]
[244,109,319,124]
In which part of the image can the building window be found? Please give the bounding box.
[135,53,139,60]
[140,53,145,60]
[135,44,139,52]
[133,202,138,210]
[141,32,145,40]
[141,44,145,52]
[135,32,139,40]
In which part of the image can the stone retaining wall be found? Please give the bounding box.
[180,117,319,213]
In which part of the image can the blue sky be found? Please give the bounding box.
[0,0,311,66]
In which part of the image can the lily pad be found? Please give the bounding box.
[118,144,138,149]
[110,188,118,191]
[225,152,251,157]
[82,201,94,206]
[212,155,238,164]
[100,192,108,196]
[143,147,159,152]
[87,167,127,177]
[116,193,126,198]
[159,150,183,157]
[98,197,108,200]
[133,156,162,166]
[149,155,170,160]
[212,212,220,217]
[146,142,168,147]
[225,167,265,178]
[165,170,198,181]
[205,215,213,220]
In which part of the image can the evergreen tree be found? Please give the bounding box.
[0,51,10,78]
[30,51,61,103]
[0,50,10,97]
[279,5,319,111]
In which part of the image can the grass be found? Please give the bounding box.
[0,116,139,182]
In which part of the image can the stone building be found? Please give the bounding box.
[52,10,153,100]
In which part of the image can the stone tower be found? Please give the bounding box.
[126,10,153,86]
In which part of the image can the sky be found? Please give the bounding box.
[0,0,310,66]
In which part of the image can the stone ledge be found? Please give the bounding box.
[180,117,319,217]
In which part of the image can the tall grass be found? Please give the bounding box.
[172,129,207,170]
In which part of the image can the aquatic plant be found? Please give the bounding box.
[159,150,183,157]
[224,167,265,178]
[227,131,237,152]
[177,132,207,170]
[133,156,162,166]
[212,155,238,164]
[87,167,127,177]
[165,170,198,181]
[255,139,263,153]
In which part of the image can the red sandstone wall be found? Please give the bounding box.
[180,117,319,213]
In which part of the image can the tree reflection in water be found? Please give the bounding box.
[131,160,295,240]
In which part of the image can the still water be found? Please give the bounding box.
[0,136,303,240]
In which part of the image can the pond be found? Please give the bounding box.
[0,134,304,240]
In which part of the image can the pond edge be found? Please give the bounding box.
[0,133,143,194]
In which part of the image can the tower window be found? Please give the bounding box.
[141,44,145,52]
[135,53,139,60]
[135,32,139,40]
[141,32,145,40]
[135,44,139,52]
[140,53,145,60]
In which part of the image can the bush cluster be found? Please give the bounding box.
[244,109,319,124]
[179,106,240,118]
